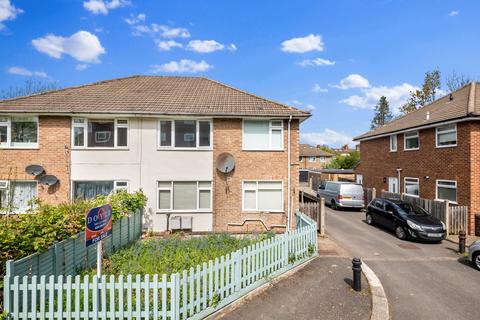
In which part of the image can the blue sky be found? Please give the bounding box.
[1,0,479,147]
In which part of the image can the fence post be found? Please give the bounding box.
[54,242,62,276]
[171,273,180,320]
[4,260,14,314]
[319,198,325,236]
[233,251,241,292]
[444,200,450,236]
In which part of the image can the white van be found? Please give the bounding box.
[318,181,365,210]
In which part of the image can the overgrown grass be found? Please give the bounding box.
[88,232,274,276]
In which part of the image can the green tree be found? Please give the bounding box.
[317,145,335,154]
[370,96,392,129]
[326,151,360,169]
[399,68,441,114]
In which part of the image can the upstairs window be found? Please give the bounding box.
[72,118,128,148]
[308,156,316,162]
[158,120,212,149]
[404,131,419,151]
[390,134,397,152]
[0,116,38,148]
[243,120,283,150]
[436,124,457,147]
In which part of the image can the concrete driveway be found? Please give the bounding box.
[326,206,479,320]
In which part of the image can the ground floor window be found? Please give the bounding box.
[157,181,212,211]
[404,177,419,197]
[436,180,457,203]
[243,180,283,212]
[0,180,37,212]
[73,181,114,200]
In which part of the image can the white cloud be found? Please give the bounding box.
[154,24,190,38]
[333,74,370,89]
[187,40,224,53]
[227,43,237,51]
[312,84,328,93]
[125,13,190,38]
[301,129,353,148]
[150,59,213,74]
[449,10,459,16]
[83,0,130,15]
[289,100,302,106]
[124,13,145,25]
[297,58,335,67]
[32,30,106,63]
[281,34,324,53]
[0,0,23,30]
[304,104,316,112]
[75,64,89,71]
[156,40,182,51]
[7,66,47,78]
[340,83,418,112]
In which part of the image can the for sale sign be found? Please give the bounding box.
[85,204,113,247]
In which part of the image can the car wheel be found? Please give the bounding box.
[331,200,337,210]
[473,252,480,271]
[395,225,407,240]
[366,213,374,225]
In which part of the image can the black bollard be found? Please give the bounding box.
[352,257,362,292]
[459,230,466,254]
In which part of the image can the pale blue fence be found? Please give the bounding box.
[3,214,317,319]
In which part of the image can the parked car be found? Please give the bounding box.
[318,181,364,210]
[468,240,480,270]
[365,198,446,242]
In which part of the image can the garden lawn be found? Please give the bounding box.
[92,233,273,276]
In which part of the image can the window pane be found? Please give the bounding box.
[73,181,114,200]
[158,181,171,188]
[405,137,419,149]
[405,182,419,196]
[438,132,456,145]
[258,181,282,189]
[390,135,397,150]
[0,189,7,209]
[158,190,171,209]
[10,181,37,212]
[175,120,196,148]
[199,190,211,209]
[244,121,269,149]
[258,189,282,211]
[0,125,7,145]
[11,118,37,144]
[117,127,128,147]
[160,121,172,146]
[438,186,456,202]
[73,127,84,146]
[243,181,256,189]
[173,181,197,210]
[88,120,114,147]
[198,181,211,188]
[271,129,282,149]
[199,121,211,147]
[244,190,256,210]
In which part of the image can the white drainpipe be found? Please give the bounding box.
[287,115,292,230]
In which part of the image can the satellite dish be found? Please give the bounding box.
[216,153,235,173]
[39,175,58,186]
[25,165,44,176]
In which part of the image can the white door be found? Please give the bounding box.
[388,177,399,193]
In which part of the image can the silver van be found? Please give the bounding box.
[318,181,365,210]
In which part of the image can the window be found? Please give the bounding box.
[0,117,38,148]
[114,181,129,192]
[0,181,37,212]
[243,120,283,150]
[320,156,326,163]
[390,135,397,152]
[73,181,114,199]
[242,180,283,212]
[157,181,212,211]
[436,180,457,203]
[436,124,457,147]
[404,178,419,197]
[308,156,316,162]
[158,120,212,149]
[72,118,128,148]
[404,131,419,150]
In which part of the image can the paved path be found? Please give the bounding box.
[216,256,371,320]
[326,207,479,320]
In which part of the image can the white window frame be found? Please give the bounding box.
[114,180,129,192]
[157,181,212,212]
[72,118,129,149]
[435,179,457,203]
[404,130,419,151]
[242,120,284,151]
[403,177,420,197]
[242,180,284,212]
[436,124,457,148]
[320,156,326,163]
[390,134,397,152]
[308,156,316,162]
[0,116,39,149]
[0,180,38,213]
[157,119,213,150]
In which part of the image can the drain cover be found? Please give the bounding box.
[398,243,420,250]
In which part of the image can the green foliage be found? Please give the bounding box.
[288,252,297,264]
[0,310,7,320]
[307,243,315,256]
[400,68,441,114]
[209,293,221,308]
[317,145,335,154]
[326,151,360,169]
[370,96,393,129]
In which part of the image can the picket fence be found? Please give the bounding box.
[3,213,318,320]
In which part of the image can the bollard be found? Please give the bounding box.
[352,257,362,292]
[459,230,466,254]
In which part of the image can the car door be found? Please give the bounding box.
[370,199,386,226]
[383,202,397,230]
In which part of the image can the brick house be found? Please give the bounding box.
[354,82,479,234]
[0,76,310,232]
[299,144,334,170]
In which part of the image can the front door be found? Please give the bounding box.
[388,177,399,193]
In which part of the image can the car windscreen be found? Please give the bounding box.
[395,202,428,216]
[340,184,363,194]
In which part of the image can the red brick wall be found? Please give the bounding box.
[0,116,71,206]
[213,118,299,232]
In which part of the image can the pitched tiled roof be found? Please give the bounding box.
[354,82,480,140]
[300,144,334,157]
[0,76,310,118]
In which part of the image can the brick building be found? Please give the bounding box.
[299,144,334,169]
[354,82,479,234]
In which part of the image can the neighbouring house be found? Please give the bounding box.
[0,76,310,232]
[354,82,480,234]
[333,144,357,156]
[299,144,334,169]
